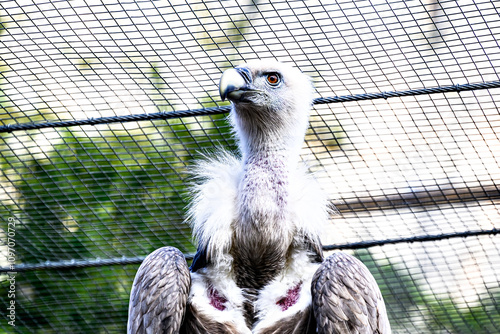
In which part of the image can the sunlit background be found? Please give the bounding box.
[1,0,500,333]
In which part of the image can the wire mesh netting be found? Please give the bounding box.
[1,0,499,333]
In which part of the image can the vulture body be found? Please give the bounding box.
[128,60,391,333]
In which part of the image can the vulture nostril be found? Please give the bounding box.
[236,67,252,84]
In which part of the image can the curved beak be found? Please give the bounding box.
[219,67,252,102]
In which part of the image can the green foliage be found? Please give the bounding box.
[425,287,500,334]
[1,124,204,332]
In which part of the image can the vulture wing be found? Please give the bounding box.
[312,252,391,334]
[128,247,191,334]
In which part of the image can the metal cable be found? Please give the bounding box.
[2,227,498,273]
[1,81,500,133]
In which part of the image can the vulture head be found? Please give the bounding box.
[219,60,314,156]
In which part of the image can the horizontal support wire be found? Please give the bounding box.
[2,227,498,273]
[322,227,500,251]
[0,256,149,273]
[1,80,500,133]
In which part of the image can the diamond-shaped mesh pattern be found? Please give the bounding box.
[1,1,499,333]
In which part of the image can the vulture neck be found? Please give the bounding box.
[231,109,308,288]
[243,145,300,166]
[233,145,299,289]
[238,139,301,241]
[236,117,305,227]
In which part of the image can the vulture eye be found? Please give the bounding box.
[266,73,281,86]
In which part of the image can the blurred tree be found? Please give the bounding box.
[3,127,196,332]
[425,286,500,333]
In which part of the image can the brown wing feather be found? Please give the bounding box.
[128,247,191,334]
[311,252,391,334]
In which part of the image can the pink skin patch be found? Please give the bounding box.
[277,283,302,311]
[209,286,227,311]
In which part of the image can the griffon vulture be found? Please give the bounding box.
[128,60,391,334]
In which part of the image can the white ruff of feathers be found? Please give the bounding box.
[187,150,329,269]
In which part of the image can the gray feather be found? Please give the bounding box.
[312,252,391,334]
[128,247,190,334]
